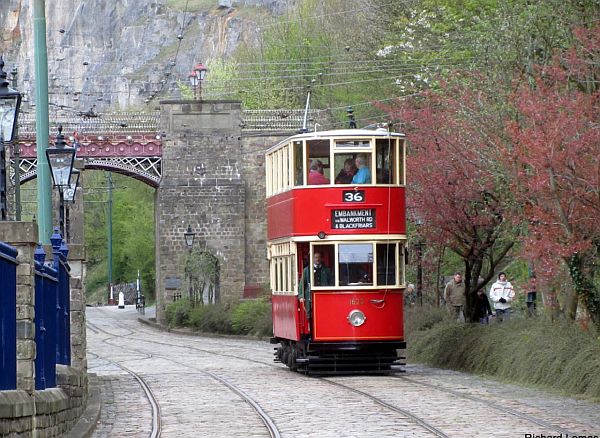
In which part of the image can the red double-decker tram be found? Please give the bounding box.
[266,127,407,374]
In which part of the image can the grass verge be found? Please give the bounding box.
[406,307,600,400]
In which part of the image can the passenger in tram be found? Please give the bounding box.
[308,159,329,185]
[335,158,357,184]
[299,251,333,315]
[352,154,371,184]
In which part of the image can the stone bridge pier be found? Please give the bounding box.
[155,100,279,323]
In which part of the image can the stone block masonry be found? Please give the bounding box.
[0,222,89,437]
[156,101,247,323]
[241,134,285,293]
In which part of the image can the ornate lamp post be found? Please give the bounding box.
[188,71,199,100]
[46,125,76,237]
[190,63,208,100]
[183,224,196,303]
[0,57,22,221]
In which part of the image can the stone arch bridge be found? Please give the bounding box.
[12,102,321,323]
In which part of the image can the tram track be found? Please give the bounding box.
[322,378,449,437]
[87,321,162,438]
[89,316,448,437]
[392,374,582,437]
[87,319,282,438]
[88,311,593,437]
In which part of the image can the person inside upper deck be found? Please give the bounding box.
[352,154,371,184]
[335,158,357,184]
[308,159,329,185]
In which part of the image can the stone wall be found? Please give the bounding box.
[0,222,88,437]
[155,100,246,323]
[0,366,87,438]
[0,222,38,395]
[241,134,286,293]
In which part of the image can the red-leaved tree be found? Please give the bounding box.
[506,26,600,328]
[381,78,517,321]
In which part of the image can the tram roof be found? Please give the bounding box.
[267,128,405,153]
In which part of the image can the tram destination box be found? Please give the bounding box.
[331,208,376,230]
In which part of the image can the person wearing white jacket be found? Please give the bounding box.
[489,272,515,322]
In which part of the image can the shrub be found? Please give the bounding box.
[188,301,235,334]
[165,299,192,327]
[231,299,273,337]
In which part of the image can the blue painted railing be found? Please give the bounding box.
[33,228,71,390]
[55,238,71,366]
[0,242,18,390]
[34,246,58,390]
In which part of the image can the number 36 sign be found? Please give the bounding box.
[342,190,365,203]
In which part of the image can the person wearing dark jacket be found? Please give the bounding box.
[473,288,493,324]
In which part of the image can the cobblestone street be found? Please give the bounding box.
[87,306,600,438]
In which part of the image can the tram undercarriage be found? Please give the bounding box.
[272,338,406,375]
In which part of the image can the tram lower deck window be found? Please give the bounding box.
[339,243,373,286]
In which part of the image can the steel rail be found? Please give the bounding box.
[393,375,580,437]
[322,379,450,438]
[86,321,162,438]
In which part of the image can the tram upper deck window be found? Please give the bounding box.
[306,139,331,185]
[335,140,370,148]
[376,138,395,184]
[293,141,303,186]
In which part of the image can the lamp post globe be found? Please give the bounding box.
[194,63,208,81]
[0,56,22,221]
[64,168,80,203]
[46,125,76,188]
[184,224,196,249]
[0,57,22,144]
[188,71,199,99]
[193,63,208,100]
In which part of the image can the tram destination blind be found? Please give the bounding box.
[331,209,376,229]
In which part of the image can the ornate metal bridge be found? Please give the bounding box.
[12,109,320,187]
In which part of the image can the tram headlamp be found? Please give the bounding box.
[347,309,366,327]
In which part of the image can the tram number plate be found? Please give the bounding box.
[342,190,365,203]
[331,209,376,229]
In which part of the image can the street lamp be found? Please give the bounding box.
[183,224,196,303]
[188,71,199,100]
[46,125,76,188]
[189,63,208,100]
[184,224,196,248]
[63,168,80,243]
[46,125,76,237]
[0,57,22,221]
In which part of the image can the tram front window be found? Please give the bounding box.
[339,243,373,286]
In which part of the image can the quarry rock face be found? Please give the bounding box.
[0,0,287,110]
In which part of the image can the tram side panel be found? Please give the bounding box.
[267,187,406,241]
[312,291,404,342]
[272,294,303,341]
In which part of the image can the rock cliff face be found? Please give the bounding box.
[0,0,288,111]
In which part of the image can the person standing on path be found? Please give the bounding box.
[526,275,537,317]
[489,271,515,322]
[444,272,466,322]
[473,288,493,324]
